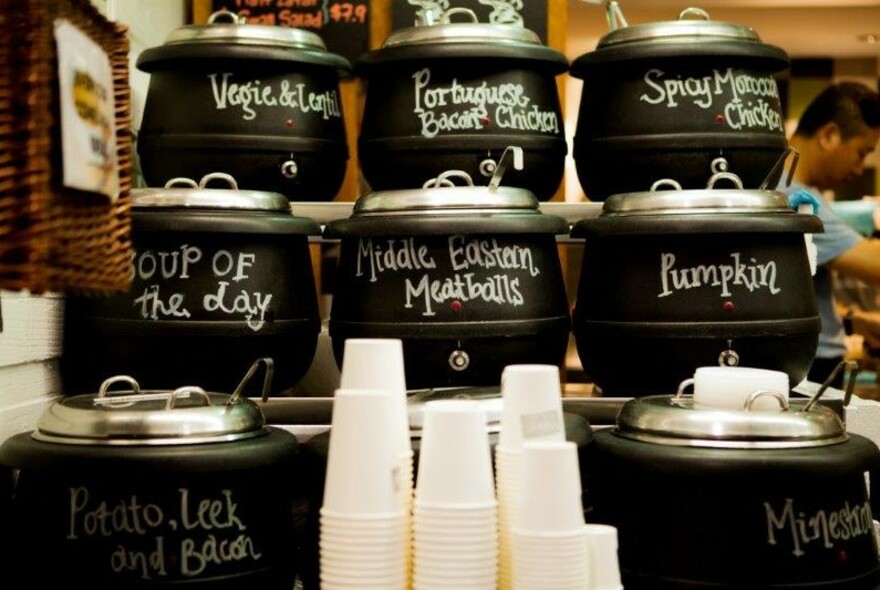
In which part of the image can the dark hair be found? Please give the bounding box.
[795,82,880,138]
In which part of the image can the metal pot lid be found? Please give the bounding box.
[602,162,792,216]
[132,173,290,212]
[34,362,274,446]
[34,380,266,446]
[598,6,762,48]
[602,187,793,217]
[355,149,538,216]
[383,7,541,47]
[357,9,566,73]
[614,393,848,450]
[163,9,327,51]
[353,172,539,217]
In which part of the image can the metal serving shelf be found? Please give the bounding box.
[254,382,846,434]
[256,395,628,430]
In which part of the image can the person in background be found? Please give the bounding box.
[780,81,880,388]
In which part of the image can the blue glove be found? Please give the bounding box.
[787,189,821,214]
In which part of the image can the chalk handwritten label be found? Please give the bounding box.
[207,73,342,122]
[354,236,541,316]
[67,486,261,579]
[131,246,273,331]
[639,67,783,132]
[765,498,874,557]
[411,67,560,138]
[658,252,780,299]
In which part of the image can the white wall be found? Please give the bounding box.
[0,0,186,442]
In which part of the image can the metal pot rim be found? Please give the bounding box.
[163,14,327,51]
[614,394,847,449]
[599,17,761,48]
[602,186,793,216]
[385,21,543,47]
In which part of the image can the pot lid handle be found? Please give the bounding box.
[231,357,275,404]
[742,390,789,411]
[440,7,479,24]
[165,177,199,189]
[199,172,239,190]
[423,170,475,188]
[94,375,141,406]
[488,146,524,191]
[166,386,212,409]
[678,6,711,21]
[707,171,743,190]
[92,376,211,407]
[650,179,684,192]
[207,8,246,24]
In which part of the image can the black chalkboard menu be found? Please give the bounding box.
[210,0,369,63]
[391,0,548,43]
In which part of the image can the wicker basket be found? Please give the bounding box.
[0,0,132,294]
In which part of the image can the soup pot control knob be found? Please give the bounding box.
[719,347,740,367]
[281,159,299,179]
[448,350,470,372]
[479,158,497,177]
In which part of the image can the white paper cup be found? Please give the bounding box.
[322,389,402,515]
[339,338,412,452]
[413,518,498,532]
[321,570,406,588]
[413,572,496,589]
[415,400,496,506]
[586,523,623,590]
[513,529,590,590]
[515,441,584,535]
[681,365,789,411]
[498,364,565,451]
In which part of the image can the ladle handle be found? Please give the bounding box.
[488,146,524,191]
[231,357,275,404]
[759,147,800,190]
[605,0,628,30]
[803,359,858,412]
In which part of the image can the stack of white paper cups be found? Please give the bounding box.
[338,338,415,583]
[496,364,566,590]
[585,524,624,590]
[320,389,407,589]
[513,441,590,590]
[413,400,498,590]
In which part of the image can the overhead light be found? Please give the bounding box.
[857,33,880,44]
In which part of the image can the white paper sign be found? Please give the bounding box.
[54,19,119,200]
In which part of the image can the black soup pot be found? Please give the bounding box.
[0,369,302,590]
[325,165,571,389]
[356,9,568,201]
[588,392,880,589]
[62,174,321,395]
[136,10,351,201]
[570,4,789,201]
[571,173,823,396]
